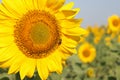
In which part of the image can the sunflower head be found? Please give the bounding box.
[0,0,87,80]
[108,15,120,33]
[94,36,101,44]
[14,10,61,58]
[86,68,95,78]
[104,37,112,46]
[77,42,96,63]
[91,26,99,35]
[91,26,105,37]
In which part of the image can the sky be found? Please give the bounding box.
[66,0,120,27]
[0,0,120,28]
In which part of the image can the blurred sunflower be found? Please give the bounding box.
[90,26,105,44]
[91,26,99,36]
[86,26,92,32]
[0,0,86,80]
[108,15,120,33]
[94,36,101,44]
[86,68,95,78]
[77,43,96,63]
[104,37,112,46]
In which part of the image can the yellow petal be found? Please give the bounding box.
[54,49,68,60]
[23,0,35,10]
[60,45,76,54]
[58,46,76,60]
[0,19,15,34]
[20,58,36,80]
[0,44,20,68]
[0,26,14,34]
[0,44,16,62]
[0,21,15,39]
[0,47,7,53]
[62,27,87,36]
[26,60,36,78]
[8,53,25,74]
[68,8,80,18]
[32,0,39,9]
[51,0,65,10]
[46,0,57,7]
[65,35,81,42]
[0,35,14,47]
[2,0,27,16]
[62,35,77,48]
[0,4,19,19]
[37,0,47,9]
[55,8,80,19]
[37,59,49,80]
[59,51,70,60]
[0,56,15,68]
[60,2,74,10]
[0,33,13,37]
[59,19,82,29]
[50,51,63,74]
[0,13,11,20]
[0,19,16,26]
[45,57,58,72]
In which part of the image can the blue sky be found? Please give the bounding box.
[0,0,120,27]
[66,0,120,27]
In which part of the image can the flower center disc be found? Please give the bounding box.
[112,19,119,27]
[14,10,61,58]
[83,49,90,57]
[30,22,50,44]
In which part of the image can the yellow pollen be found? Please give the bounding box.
[14,10,61,58]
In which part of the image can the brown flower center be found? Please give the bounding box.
[83,49,90,57]
[112,19,119,27]
[14,10,61,58]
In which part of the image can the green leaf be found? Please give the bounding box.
[48,72,61,80]
[108,76,116,80]
[116,66,120,80]
[0,77,10,80]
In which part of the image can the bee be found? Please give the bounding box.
[58,39,62,45]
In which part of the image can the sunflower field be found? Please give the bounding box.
[0,0,120,80]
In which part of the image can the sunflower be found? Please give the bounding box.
[86,68,95,78]
[77,43,96,63]
[104,37,112,46]
[86,26,92,32]
[94,36,101,44]
[108,15,120,33]
[89,26,105,44]
[0,0,86,80]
